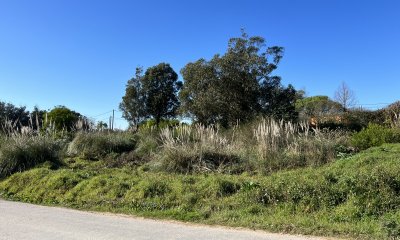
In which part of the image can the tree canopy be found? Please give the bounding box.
[0,101,30,131]
[47,106,82,131]
[120,63,182,127]
[120,67,147,127]
[295,95,343,119]
[179,30,297,127]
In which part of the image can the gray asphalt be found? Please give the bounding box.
[0,199,329,240]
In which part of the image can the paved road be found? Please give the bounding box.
[0,199,330,240]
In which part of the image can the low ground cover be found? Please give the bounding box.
[1,143,400,239]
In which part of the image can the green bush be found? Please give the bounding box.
[382,214,400,240]
[342,110,386,131]
[0,135,62,178]
[351,123,400,150]
[67,131,136,159]
[139,119,181,129]
[134,128,160,159]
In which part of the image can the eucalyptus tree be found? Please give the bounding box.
[180,30,297,127]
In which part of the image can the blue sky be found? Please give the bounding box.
[0,0,399,128]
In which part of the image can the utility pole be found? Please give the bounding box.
[112,109,115,130]
[109,116,112,132]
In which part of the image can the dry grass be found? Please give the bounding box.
[157,124,243,173]
[0,134,63,178]
[156,119,351,174]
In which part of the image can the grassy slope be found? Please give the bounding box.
[1,144,400,239]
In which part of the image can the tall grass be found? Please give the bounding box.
[253,119,309,158]
[253,119,350,172]
[156,119,351,174]
[0,134,63,178]
[157,124,244,173]
[2,143,400,239]
[0,116,94,178]
[0,117,351,176]
[67,131,136,160]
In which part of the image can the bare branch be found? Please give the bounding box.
[334,82,357,111]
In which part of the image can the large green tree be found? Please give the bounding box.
[180,30,297,127]
[0,101,30,131]
[120,63,181,127]
[120,67,147,127]
[261,83,298,121]
[46,106,83,131]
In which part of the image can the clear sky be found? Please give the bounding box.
[1,0,399,128]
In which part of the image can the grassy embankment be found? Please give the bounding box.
[1,142,400,239]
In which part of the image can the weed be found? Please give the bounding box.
[0,135,62,178]
[67,131,136,159]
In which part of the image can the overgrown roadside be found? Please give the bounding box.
[2,144,400,239]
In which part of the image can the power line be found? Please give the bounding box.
[357,103,391,106]
[90,110,113,118]
[97,116,111,122]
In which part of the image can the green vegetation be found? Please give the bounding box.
[1,143,400,239]
[0,135,63,178]
[120,63,182,128]
[154,120,349,174]
[0,101,30,128]
[295,95,342,120]
[46,106,92,132]
[119,31,298,128]
[179,31,297,127]
[0,116,399,239]
[67,131,136,160]
[1,30,400,240]
[351,123,400,150]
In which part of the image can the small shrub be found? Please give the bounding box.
[351,123,400,150]
[142,180,169,198]
[341,109,386,131]
[383,217,400,240]
[67,131,136,159]
[0,135,62,178]
[139,119,181,129]
[134,129,160,158]
[103,151,144,168]
[217,179,240,197]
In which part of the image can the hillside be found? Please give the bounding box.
[1,143,400,239]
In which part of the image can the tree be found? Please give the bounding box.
[180,30,296,127]
[30,106,47,131]
[334,82,357,112]
[96,121,108,131]
[46,106,81,131]
[260,82,298,121]
[0,101,30,131]
[295,95,342,120]
[142,63,181,127]
[119,67,147,127]
[120,63,182,127]
[179,59,225,125]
